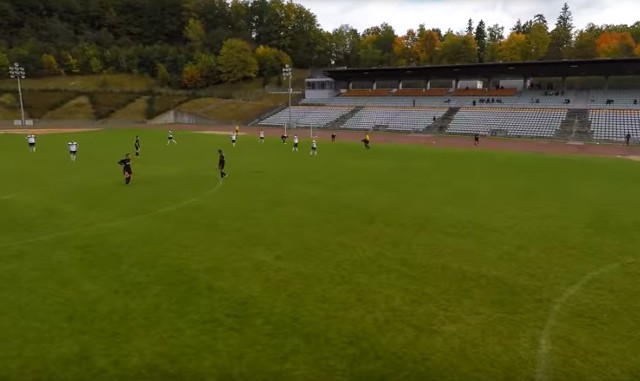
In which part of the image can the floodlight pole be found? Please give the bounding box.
[9,63,26,126]
[283,64,292,136]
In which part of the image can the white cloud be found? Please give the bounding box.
[295,0,640,34]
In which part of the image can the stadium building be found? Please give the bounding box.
[257,58,640,143]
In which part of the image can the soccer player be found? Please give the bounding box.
[474,133,480,146]
[361,133,370,149]
[331,133,336,142]
[167,130,178,145]
[26,134,36,152]
[117,153,133,185]
[68,140,78,162]
[281,134,288,144]
[259,129,265,143]
[218,149,227,179]
[134,136,141,157]
[309,139,317,156]
[231,132,237,147]
[235,125,240,135]
[292,134,299,152]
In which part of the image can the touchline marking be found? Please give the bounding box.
[0,180,224,249]
[534,258,636,381]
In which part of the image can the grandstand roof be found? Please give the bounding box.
[324,58,640,81]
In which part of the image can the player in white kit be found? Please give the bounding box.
[309,139,317,156]
[26,134,36,152]
[68,141,78,162]
[167,130,178,145]
[259,129,265,143]
[231,132,237,147]
[292,135,299,152]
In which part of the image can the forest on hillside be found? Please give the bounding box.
[1,0,639,89]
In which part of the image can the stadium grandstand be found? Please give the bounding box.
[257,58,640,143]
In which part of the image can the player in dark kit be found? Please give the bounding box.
[218,149,227,179]
[134,136,141,157]
[474,133,480,146]
[331,133,336,142]
[281,134,288,144]
[118,153,133,185]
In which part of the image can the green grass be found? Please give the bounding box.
[42,95,95,119]
[1,129,639,381]
[89,93,142,119]
[0,74,156,92]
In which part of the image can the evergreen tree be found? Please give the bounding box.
[474,20,487,62]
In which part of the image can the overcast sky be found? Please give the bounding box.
[295,0,640,34]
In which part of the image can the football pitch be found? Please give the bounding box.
[0,127,639,381]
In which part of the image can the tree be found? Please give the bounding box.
[595,31,636,58]
[533,14,547,26]
[156,63,170,87]
[416,27,441,64]
[330,24,360,67]
[89,56,103,74]
[184,18,205,51]
[439,32,478,64]
[360,23,397,66]
[255,45,291,82]
[573,25,601,59]
[41,53,61,76]
[181,63,205,88]
[0,52,10,78]
[485,24,504,62]
[63,53,80,74]
[512,19,524,34]
[466,19,474,35]
[547,2,573,59]
[359,34,384,67]
[474,20,487,62]
[635,44,640,57]
[393,29,420,66]
[526,22,550,60]
[488,24,505,43]
[195,52,218,85]
[217,38,258,82]
[499,32,528,62]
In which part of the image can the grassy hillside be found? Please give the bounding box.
[178,94,290,123]
[89,93,142,119]
[42,95,95,120]
[0,129,639,380]
[0,71,306,120]
[0,74,156,92]
[21,91,78,119]
[108,96,149,121]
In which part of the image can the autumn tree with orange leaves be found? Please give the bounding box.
[595,31,636,58]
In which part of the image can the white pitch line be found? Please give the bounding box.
[0,179,224,250]
[534,258,636,381]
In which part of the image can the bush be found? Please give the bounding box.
[0,93,17,108]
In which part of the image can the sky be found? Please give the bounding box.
[295,0,640,34]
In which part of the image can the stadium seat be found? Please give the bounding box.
[258,106,353,127]
[340,107,447,131]
[588,109,640,141]
[447,108,567,138]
